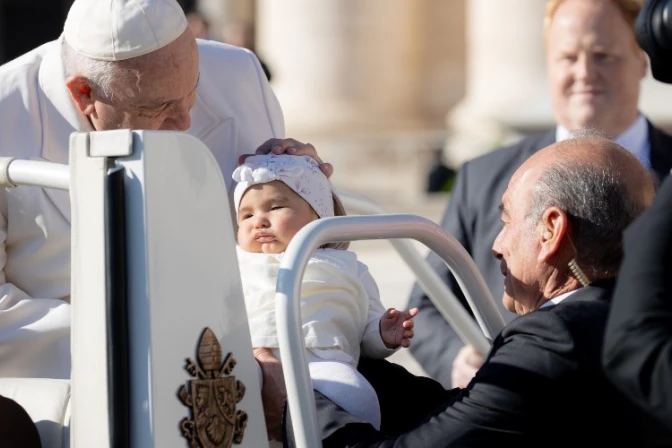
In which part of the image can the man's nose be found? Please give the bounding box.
[492,232,504,260]
[575,54,597,82]
[163,101,192,131]
[172,106,192,131]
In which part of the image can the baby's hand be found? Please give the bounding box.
[380,307,419,349]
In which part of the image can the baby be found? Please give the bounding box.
[233,154,418,429]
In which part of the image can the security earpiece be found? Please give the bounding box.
[543,231,552,240]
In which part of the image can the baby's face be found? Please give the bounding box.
[237,180,318,254]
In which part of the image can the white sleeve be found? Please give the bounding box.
[359,263,398,359]
[0,195,71,379]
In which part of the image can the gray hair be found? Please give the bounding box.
[61,39,139,101]
[526,138,650,279]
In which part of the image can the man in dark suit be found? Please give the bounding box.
[603,174,672,432]
[410,0,672,388]
[280,137,672,447]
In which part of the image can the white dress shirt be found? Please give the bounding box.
[540,289,579,309]
[556,114,651,170]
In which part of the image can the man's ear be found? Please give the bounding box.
[65,75,96,117]
[537,206,568,263]
[637,48,649,80]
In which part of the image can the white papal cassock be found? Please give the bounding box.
[0,37,284,379]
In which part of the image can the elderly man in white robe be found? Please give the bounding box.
[0,0,331,385]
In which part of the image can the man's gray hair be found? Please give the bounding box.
[61,40,138,101]
[526,135,651,279]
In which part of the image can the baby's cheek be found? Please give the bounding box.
[275,218,290,234]
[237,226,254,251]
[236,226,245,244]
[283,220,303,241]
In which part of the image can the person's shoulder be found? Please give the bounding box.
[548,288,612,341]
[647,117,672,136]
[0,41,54,74]
[196,40,270,102]
[503,289,610,344]
[503,306,567,336]
[0,41,55,97]
[648,119,672,145]
[197,39,247,56]
[196,39,259,72]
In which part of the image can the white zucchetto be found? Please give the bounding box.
[63,0,188,61]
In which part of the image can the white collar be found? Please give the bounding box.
[540,288,579,309]
[555,114,649,154]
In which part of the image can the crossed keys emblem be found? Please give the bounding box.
[178,328,248,448]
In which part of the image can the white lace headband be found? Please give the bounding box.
[232,154,335,218]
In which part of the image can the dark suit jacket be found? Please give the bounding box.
[603,175,672,432]
[286,280,672,447]
[409,122,672,388]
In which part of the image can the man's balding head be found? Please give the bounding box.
[493,136,655,314]
[527,136,656,229]
[530,135,656,208]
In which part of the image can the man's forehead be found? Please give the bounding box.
[504,165,541,210]
[131,72,200,107]
[550,0,613,23]
[499,194,510,215]
[508,165,531,192]
[547,1,633,43]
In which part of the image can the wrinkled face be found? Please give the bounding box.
[546,0,647,137]
[492,169,544,314]
[90,33,199,131]
[237,181,318,254]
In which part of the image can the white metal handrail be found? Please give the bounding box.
[336,190,492,356]
[275,214,506,448]
[0,158,70,190]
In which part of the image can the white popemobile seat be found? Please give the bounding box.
[0,130,504,448]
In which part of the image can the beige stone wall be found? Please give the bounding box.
[256,0,466,134]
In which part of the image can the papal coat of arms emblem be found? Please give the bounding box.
[178,328,248,448]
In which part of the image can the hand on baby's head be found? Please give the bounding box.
[238,138,334,179]
[380,307,419,349]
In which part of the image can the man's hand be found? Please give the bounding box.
[451,344,484,389]
[238,138,334,178]
[253,347,286,442]
[379,307,419,349]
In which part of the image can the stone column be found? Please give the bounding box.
[256,0,466,202]
[445,0,551,166]
[196,0,255,42]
